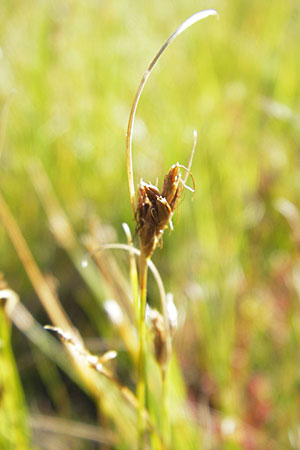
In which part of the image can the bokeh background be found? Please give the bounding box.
[1,0,300,449]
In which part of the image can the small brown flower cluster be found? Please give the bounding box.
[136,163,188,258]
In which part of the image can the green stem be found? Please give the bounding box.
[137,250,148,449]
[161,369,170,448]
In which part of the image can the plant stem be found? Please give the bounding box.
[161,370,170,449]
[122,223,139,325]
[0,191,73,331]
[137,249,148,448]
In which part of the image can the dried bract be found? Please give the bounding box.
[146,305,167,368]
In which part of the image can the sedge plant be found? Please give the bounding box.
[0,9,218,450]
[125,9,217,448]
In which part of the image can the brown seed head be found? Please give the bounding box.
[136,163,191,258]
[162,164,184,210]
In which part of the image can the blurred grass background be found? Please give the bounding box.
[1,0,300,448]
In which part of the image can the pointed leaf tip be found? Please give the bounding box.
[175,10,219,37]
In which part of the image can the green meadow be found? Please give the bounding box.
[1,1,300,449]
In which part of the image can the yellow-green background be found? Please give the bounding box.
[1,0,300,449]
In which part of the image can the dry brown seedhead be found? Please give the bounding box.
[136,163,194,258]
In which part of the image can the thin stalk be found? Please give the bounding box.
[122,223,139,324]
[183,130,197,187]
[0,191,73,331]
[137,250,148,448]
[85,243,167,323]
[28,160,137,356]
[126,9,218,215]
[0,193,111,400]
[89,242,171,444]
[161,369,170,448]
[28,414,116,447]
[0,289,80,387]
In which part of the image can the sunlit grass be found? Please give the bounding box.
[0,283,30,450]
[1,0,300,449]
